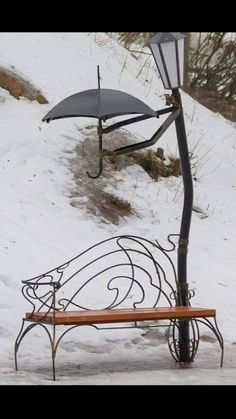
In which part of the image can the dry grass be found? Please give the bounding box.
[69,127,181,225]
[131,149,181,181]
[0,67,48,104]
[188,86,236,122]
[117,33,155,48]
[71,191,134,225]
[69,126,137,225]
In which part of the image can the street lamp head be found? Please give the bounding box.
[149,32,186,90]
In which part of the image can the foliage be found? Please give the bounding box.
[113,32,236,121]
[116,32,155,48]
[188,32,236,101]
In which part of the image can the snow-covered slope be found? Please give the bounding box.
[0,33,236,384]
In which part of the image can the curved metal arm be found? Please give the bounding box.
[85,106,179,178]
[102,107,175,135]
[109,108,180,157]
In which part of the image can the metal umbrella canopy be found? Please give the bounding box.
[42,88,156,123]
[42,85,180,178]
[42,66,178,178]
[42,78,158,178]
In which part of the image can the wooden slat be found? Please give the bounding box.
[26,306,216,325]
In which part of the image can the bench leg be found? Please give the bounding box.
[52,324,56,381]
[167,319,200,364]
[195,317,224,367]
[14,319,39,371]
[167,317,224,367]
[14,320,55,378]
[52,324,100,380]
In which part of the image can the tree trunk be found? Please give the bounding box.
[183,32,191,91]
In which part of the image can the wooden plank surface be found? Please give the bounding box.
[26,306,216,325]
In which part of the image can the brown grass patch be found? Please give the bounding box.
[0,67,48,104]
[131,149,181,181]
[71,191,134,225]
[69,127,137,225]
[68,128,179,225]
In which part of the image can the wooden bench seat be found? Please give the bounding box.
[26,306,216,325]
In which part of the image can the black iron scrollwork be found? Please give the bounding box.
[21,235,178,316]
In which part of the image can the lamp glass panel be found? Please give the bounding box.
[178,38,184,86]
[151,43,169,88]
[161,42,179,88]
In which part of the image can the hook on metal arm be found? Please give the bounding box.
[86,116,104,179]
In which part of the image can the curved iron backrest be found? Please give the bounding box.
[22,235,178,314]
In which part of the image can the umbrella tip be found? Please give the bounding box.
[42,118,50,124]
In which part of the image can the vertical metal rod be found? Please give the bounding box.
[52,284,56,380]
[14,319,25,371]
[86,65,103,179]
[97,65,103,176]
[97,65,103,177]
[98,117,103,173]
[14,348,18,371]
[173,88,194,363]
[97,65,101,90]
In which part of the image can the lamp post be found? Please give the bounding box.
[149,33,194,363]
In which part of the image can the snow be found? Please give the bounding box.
[0,32,236,385]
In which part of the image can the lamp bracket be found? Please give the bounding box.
[165,93,180,108]
[108,107,180,157]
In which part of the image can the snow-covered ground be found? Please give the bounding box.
[0,32,236,385]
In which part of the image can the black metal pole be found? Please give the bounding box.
[173,88,193,363]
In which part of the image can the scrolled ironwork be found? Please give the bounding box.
[167,315,224,367]
[167,318,200,363]
[20,235,178,316]
[188,289,195,302]
[170,288,195,307]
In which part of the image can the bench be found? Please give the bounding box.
[14,235,224,381]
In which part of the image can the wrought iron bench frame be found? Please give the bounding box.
[14,235,224,381]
